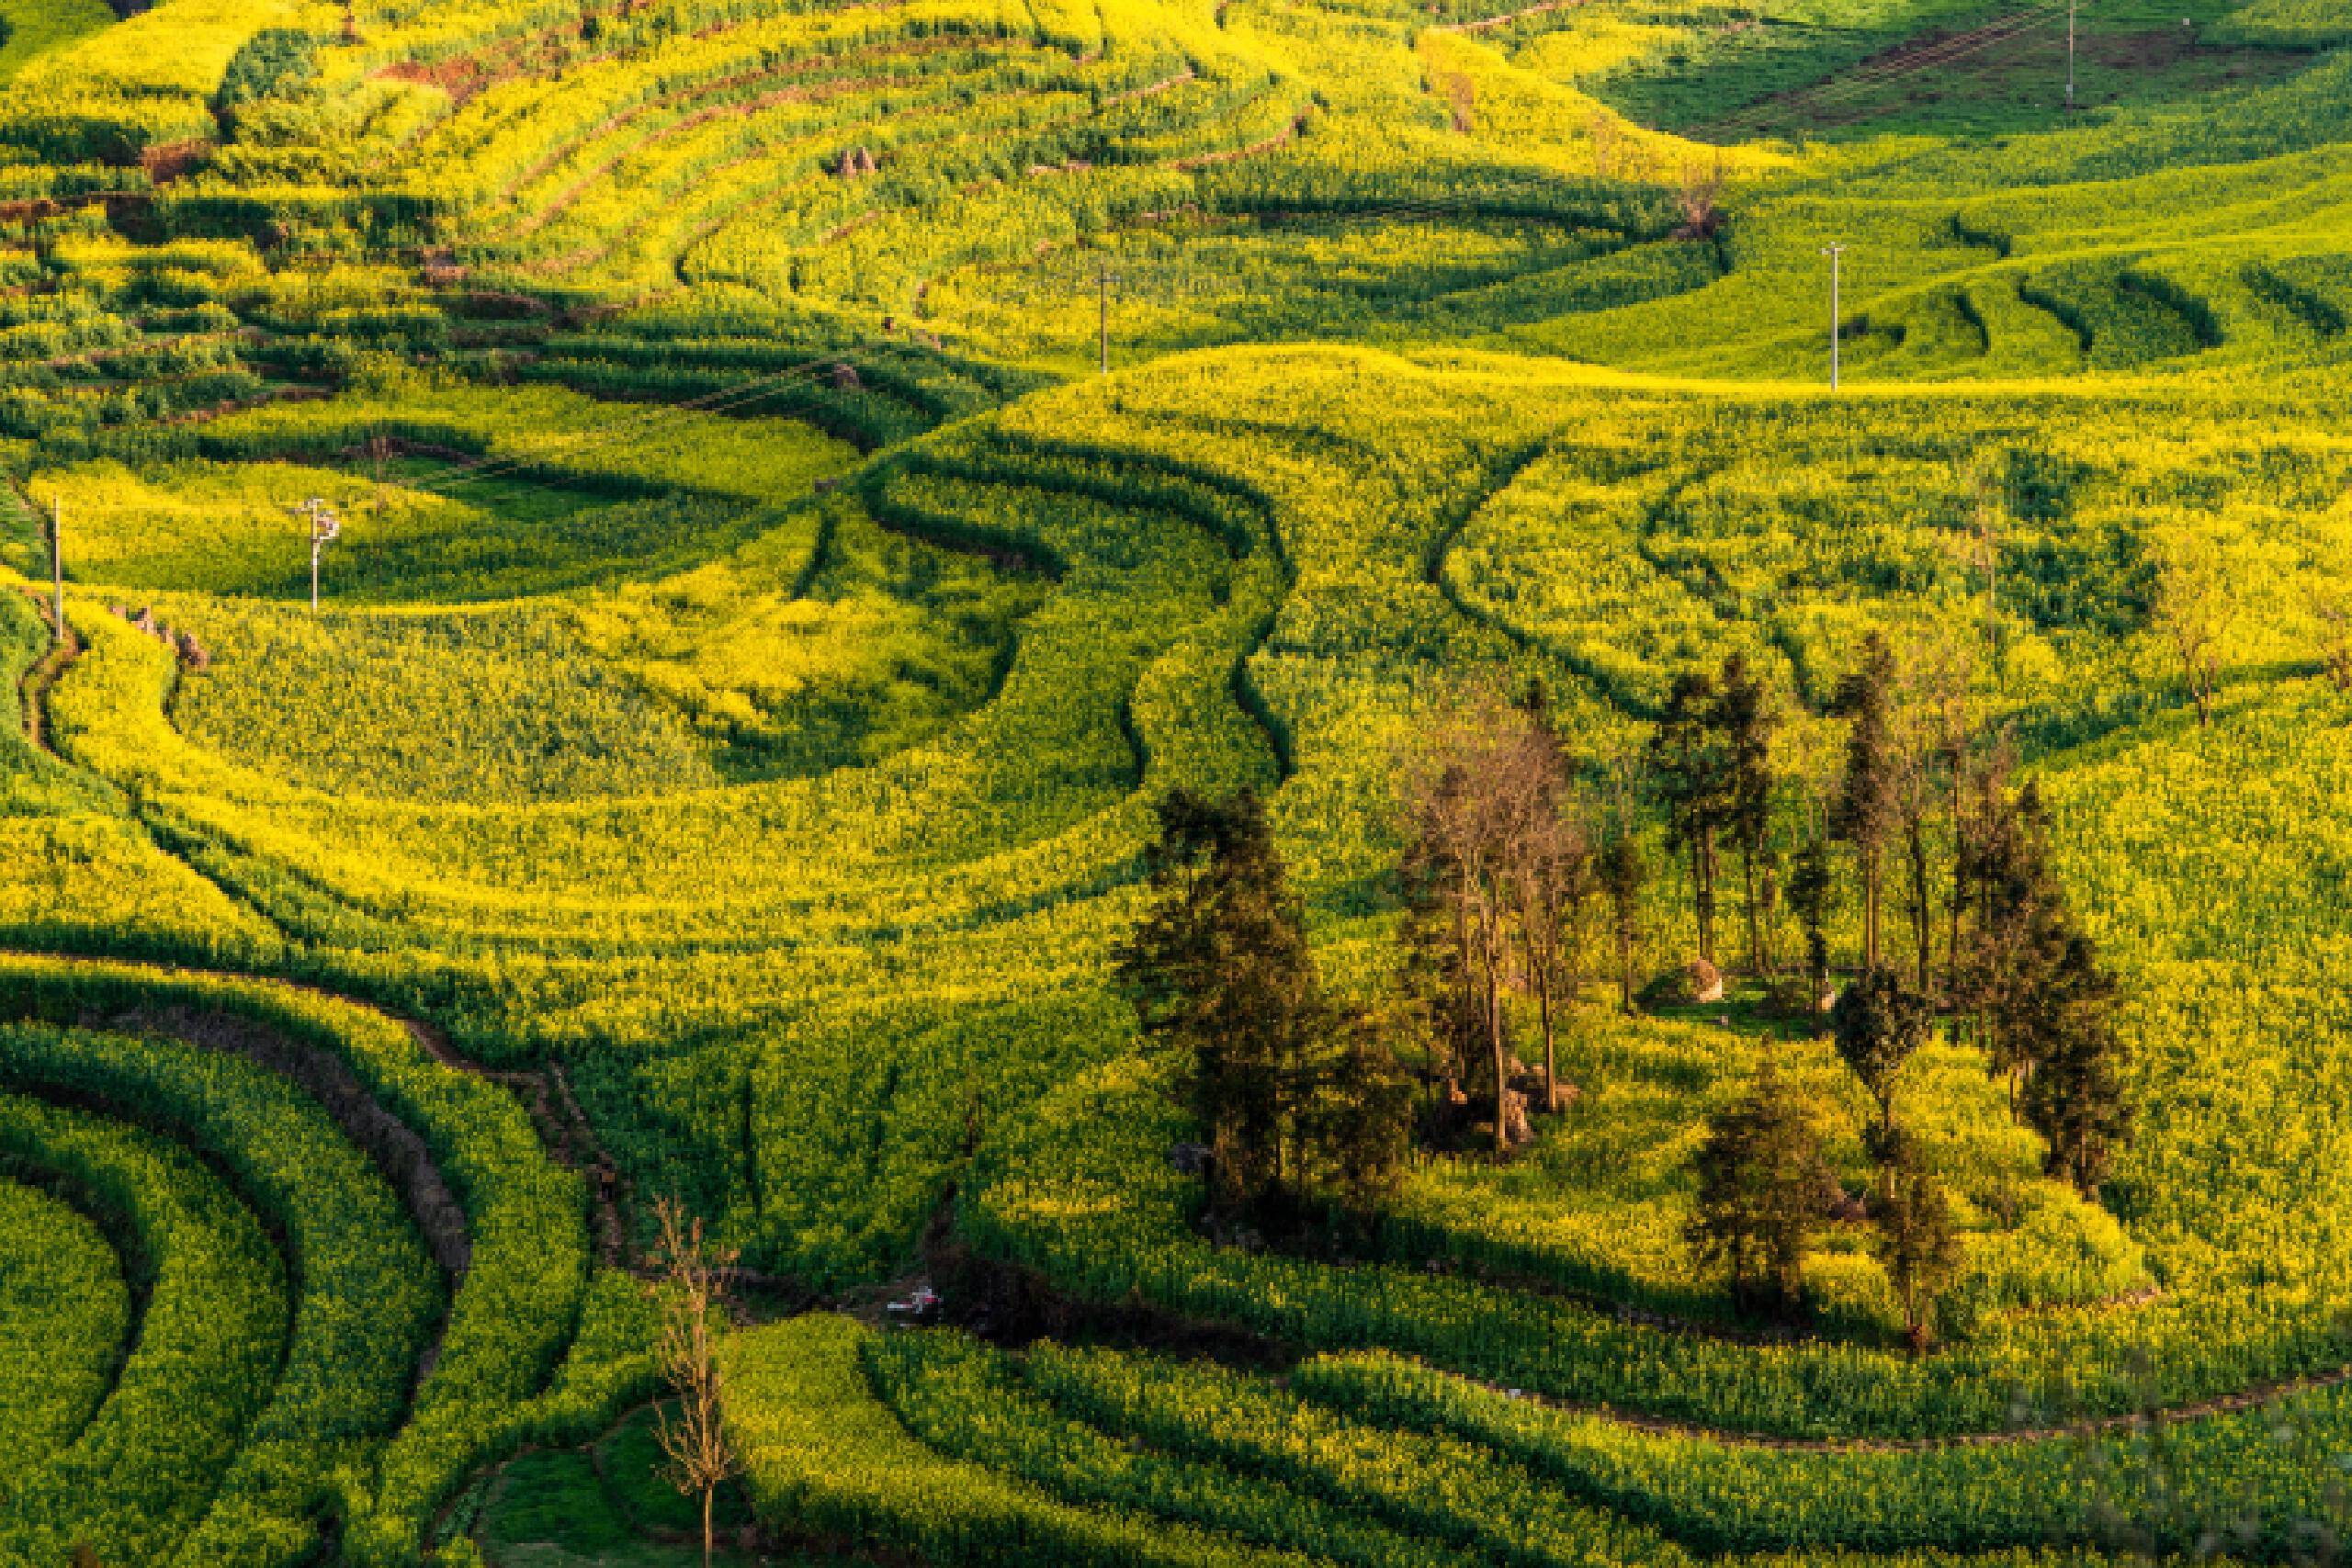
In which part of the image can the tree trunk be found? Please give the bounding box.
[1807,931,1828,1026]
[1486,955,1508,1155]
[1946,797,1967,1002]
[1905,818,1931,996]
[1535,965,1557,1113]
[1689,837,1711,964]
[1741,847,1764,977]
[1616,899,1637,1010]
[704,1485,715,1568]
[1702,830,1721,965]
[1862,844,1882,971]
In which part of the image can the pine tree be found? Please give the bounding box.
[1954,774,2134,1196]
[1652,671,1732,967]
[2022,932,2133,1198]
[1304,1009,1418,1221]
[1833,966,1929,1136]
[1717,653,1779,976]
[1835,634,1901,970]
[1956,765,2049,1106]
[1958,777,2075,1109]
[1600,831,1645,1011]
[1873,1127,1961,1351]
[1686,1060,1829,1317]
[1788,830,1838,1027]
[1118,788,1322,1217]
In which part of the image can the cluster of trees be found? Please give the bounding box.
[1122,632,2139,1342]
[1399,687,1642,1155]
[1675,631,2134,1345]
[1656,635,2132,1189]
[1117,790,1416,1232]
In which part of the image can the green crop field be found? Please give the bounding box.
[0,0,2346,1562]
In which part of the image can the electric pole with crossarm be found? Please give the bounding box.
[2065,0,2078,114]
[1823,242,1846,392]
[296,497,343,613]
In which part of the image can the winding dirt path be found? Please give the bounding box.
[16,611,76,755]
[401,1015,632,1271]
[1465,1359,2352,1456]
[1429,0,1596,34]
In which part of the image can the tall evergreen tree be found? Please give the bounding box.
[1718,652,1779,976]
[1954,773,2134,1196]
[1652,671,1733,967]
[1687,1060,1830,1317]
[1400,852,1481,1105]
[1303,1010,1418,1221]
[1873,1127,1961,1351]
[1118,789,1322,1216]
[2022,932,2133,1198]
[1955,764,2057,1105]
[1835,634,1902,971]
[1833,966,1930,1138]
[1788,829,1838,1027]
[1600,831,1645,1012]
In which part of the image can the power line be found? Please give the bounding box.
[1687,0,2078,138]
[386,348,925,499]
[1706,1,2072,118]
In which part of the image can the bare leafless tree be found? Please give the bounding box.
[1674,157,1725,240]
[1439,71,1476,133]
[2150,532,2235,728]
[1404,690,1581,1150]
[651,1200,741,1568]
[1406,718,1519,1155]
[1504,719,1591,1114]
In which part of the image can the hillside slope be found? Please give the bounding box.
[0,1,2348,1564]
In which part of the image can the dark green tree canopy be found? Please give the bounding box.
[1686,1060,1831,1317]
[1833,967,1931,1125]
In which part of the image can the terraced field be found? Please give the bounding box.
[2,0,2351,1562]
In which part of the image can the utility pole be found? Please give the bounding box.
[2065,0,2077,114]
[295,497,342,613]
[1823,243,1846,392]
[48,497,62,648]
[1096,258,1114,377]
